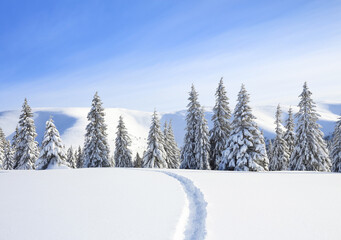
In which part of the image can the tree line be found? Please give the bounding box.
[0,80,340,172]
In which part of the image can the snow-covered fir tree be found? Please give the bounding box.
[76,146,83,168]
[0,127,6,169]
[163,121,180,168]
[66,146,77,168]
[163,121,171,167]
[289,82,331,171]
[35,118,69,170]
[10,126,19,168]
[269,105,290,171]
[14,99,39,170]
[326,137,333,153]
[218,84,269,171]
[83,92,111,168]
[109,155,115,167]
[283,107,296,157]
[331,116,341,172]
[3,140,14,170]
[253,120,269,170]
[267,139,273,164]
[114,116,133,167]
[134,153,142,168]
[143,110,167,168]
[209,78,231,169]
[180,85,210,170]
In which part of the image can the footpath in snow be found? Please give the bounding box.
[176,170,341,240]
[158,170,207,240]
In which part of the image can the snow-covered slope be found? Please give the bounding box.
[0,168,185,240]
[0,103,340,156]
[1,168,340,240]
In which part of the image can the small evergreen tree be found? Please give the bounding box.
[11,126,19,168]
[35,118,68,170]
[331,116,341,172]
[76,146,83,168]
[283,107,296,157]
[209,78,231,169]
[83,92,111,168]
[143,110,167,168]
[134,153,143,168]
[180,85,210,170]
[14,99,39,170]
[269,105,290,171]
[114,116,133,167]
[0,127,6,169]
[3,140,14,170]
[326,137,333,153]
[253,125,269,170]
[164,121,180,168]
[289,82,331,171]
[109,155,115,167]
[219,84,269,171]
[267,139,273,164]
[163,121,171,167]
[66,146,77,168]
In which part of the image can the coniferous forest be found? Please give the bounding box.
[0,80,340,172]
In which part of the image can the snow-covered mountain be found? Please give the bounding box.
[0,103,340,156]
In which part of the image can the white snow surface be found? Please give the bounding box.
[0,103,339,156]
[0,168,185,240]
[175,170,341,240]
[1,168,341,240]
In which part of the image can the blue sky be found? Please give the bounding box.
[1,0,341,111]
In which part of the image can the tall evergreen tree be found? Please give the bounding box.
[35,118,68,170]
[209,78,231,169]
[3,140,14,170]
[114,116,133,167]
[134,153,143,168]
[289,82,331,171]
[219,84,269,171]
[66,146,77,168]
[269,105,290,171]
[283,107,296,157]
[164,121,180,168]
[331,116,341,172]
[14,99,39,170]
[76,146,83,168]
[180,85,210,170]
[83,92,111,168]
[143,110,167,168]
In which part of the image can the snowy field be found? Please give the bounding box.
[1,168,340,240]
